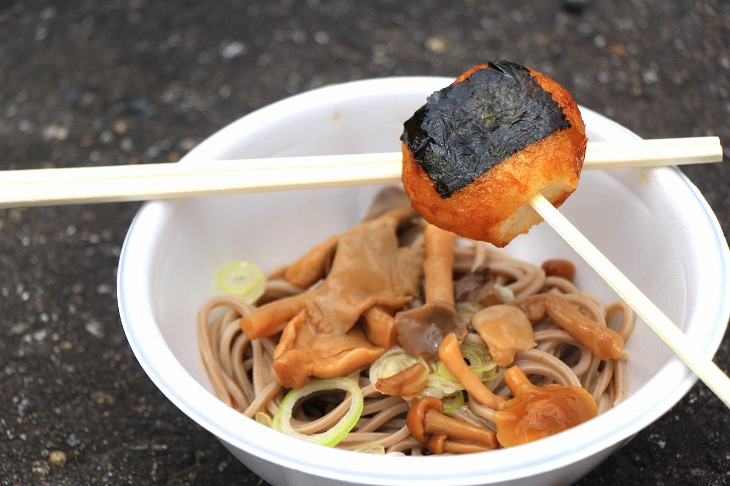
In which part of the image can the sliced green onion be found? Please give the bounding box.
[442,390,465,413]
[472,362,498,380]
[435,360,459,382]
[255,412,272,427]
[460,340,488,367]
[352,444,386,455]
[270,377,363,447]
[424,371,463,399]
[216,261,265,304]
[460,340,498,381]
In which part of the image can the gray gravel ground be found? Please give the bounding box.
[1,1,728,485]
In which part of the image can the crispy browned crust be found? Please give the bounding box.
[402,65,587,247]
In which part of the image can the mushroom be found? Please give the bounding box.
[540,259,576,281]
[423,224,456,305]
[395,301,464,361]
[395,224,466,360]
[438,333,506,410]
[511,294,624,360]
[454,266,509,307]
[243,205,422,340]
[361,305,398,349]
[283,233,339,289]
[272,311,384,389]
[374,362,430,400]
[426,434,494,454]
[471,304,534,367]
[493,365,598,447]
[406,396,499,454]
[241,206,424,388]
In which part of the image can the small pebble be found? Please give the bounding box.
[85,320,105,338]
[9,323,28,335]
[49,450,67,467]
[32,460,50,476]
[17,397,35,417]
[425,36,447,54]
[91,391,115,405]
[220,41,247,60]
[66,433,82,447]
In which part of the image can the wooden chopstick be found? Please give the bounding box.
[529,193,730,409]
[2,131,727,407]
[0,136,722,209]
[584,136,723,169]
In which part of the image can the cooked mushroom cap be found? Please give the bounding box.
[406,396,444,443]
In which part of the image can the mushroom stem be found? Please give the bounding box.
[406,396,499,452]
[423,408,499,447]
[512,294,623,360]
[424,224,455,305]
[426,434,494,454]
[438,333,507,410]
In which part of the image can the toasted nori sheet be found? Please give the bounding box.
[401,61,571,198]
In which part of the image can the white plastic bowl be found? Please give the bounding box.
[118,77,730,486]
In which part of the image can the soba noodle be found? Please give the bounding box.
[197,200,633,455]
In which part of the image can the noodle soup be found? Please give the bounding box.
[118,78,730,485]
[197,187,633,454]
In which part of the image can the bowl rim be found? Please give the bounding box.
[118,76,730,485]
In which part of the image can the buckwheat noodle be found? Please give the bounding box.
[197,235,633,454]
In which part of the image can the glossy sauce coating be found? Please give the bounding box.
[240,206,423,388]
[471,305,535,367]
[512,294,624,360]
[541,259,576,281]
[494,366,598,447]
[395,302,464,361]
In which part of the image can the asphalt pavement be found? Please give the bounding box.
[1,1,728,484]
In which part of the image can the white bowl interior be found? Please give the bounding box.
[118,77,730,486]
